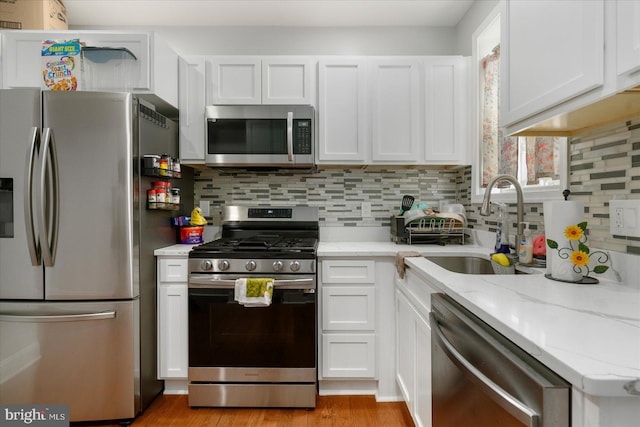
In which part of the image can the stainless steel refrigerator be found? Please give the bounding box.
[0,89,193,422]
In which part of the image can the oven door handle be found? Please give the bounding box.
[188,276,315,290]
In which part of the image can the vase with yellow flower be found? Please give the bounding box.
[546,222,609,284]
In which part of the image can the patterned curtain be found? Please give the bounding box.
[481,46,558,187]
[525,137,561,185]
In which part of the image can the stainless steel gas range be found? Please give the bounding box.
[187,206,318,409]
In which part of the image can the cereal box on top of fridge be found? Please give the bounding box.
[41,39,82,91]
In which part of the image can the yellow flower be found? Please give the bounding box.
[564,224,583,241]
[570,250,589,267]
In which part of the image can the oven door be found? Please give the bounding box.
[188,275,317,383]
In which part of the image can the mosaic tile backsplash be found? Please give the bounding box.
[194,117,640,255]
[195,167,466,227]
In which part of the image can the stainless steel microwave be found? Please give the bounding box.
[205,105,314,168]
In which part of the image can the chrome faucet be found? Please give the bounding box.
[480,174,525,251]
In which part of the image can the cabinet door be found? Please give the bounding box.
[2,31,78,88]
[616,0,640,77]
[424,57,467,165]
[321,333,376,378]
[179,56,206,163]
[158,284,188,379]
[322,286,375,330]
[370,58,421,162]
[321,259,375,284]
[501,0,604,127]
[415,314,432,427]
[262,57,312,104]
[395,289,416,410]
[158,258,188,282]
[317,58,368,163]
[206,56,261,104]
[81,32,150,90]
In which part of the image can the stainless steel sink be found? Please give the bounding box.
[424,255,529,275]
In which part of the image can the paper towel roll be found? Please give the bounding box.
[543,200,584,282]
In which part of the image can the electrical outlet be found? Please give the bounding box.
[361,201,372,218]
[609,200,640,237]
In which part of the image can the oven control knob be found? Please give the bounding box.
[201,260,213,271]
[273,261,284,272]
[246,260,257,271]
[290,261,301,272]
[217,260,230,271]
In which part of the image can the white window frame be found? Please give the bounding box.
[470,4,569,204]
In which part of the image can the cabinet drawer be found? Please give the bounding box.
[322,286,375,330]
[321,333,376,378]
[321,260,375,284]
[158,258,188,282]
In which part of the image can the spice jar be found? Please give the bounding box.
[153,181,169,209]
[170,188,181,208]
[147,188,157,209]
[158,157,169,176]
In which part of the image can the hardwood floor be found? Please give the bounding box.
[75,395,414,427]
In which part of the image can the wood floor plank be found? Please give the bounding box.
[74,394,414,427]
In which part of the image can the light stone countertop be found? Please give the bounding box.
[156,241,640,398]
[154,244,197,256]
[319,242,640,399]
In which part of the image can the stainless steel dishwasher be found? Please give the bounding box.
[430,294,571,427]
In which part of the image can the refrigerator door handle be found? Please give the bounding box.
[24,127,42,266]
[0,311,116,323]
[38,128,60,267]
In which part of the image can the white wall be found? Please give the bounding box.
[454,0,499,55]
[72,25,457,56]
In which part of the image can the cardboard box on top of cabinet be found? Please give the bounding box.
[0,0,68,30]
[42,39,82,91]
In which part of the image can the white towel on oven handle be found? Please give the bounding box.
[234,278,274,307]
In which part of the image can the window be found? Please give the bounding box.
[471,7,568,204]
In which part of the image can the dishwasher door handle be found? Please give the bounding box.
[430,312,540,427]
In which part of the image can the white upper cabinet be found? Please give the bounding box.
[370,58,422,163]
[206,56,312,105]
[262,57,312,104]
[206,56,261,104]
[316,56,468,166]
[423,56,468,164]
[317,58,368,164]
[178,55,206,164]
[2,30,76,88]
[616,1,640,80]
[500,0,605,128]
[0,30,178,108]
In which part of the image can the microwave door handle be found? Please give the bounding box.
[287,111,294,162]
[38,128,60,267]
[24,127,41,266]
[430,312,540,427]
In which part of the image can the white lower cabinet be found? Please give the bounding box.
[319,259,377,380]
[321,333,376,378]
[158,284,188,378]
[156,256,188,387]
[396,270,435,427]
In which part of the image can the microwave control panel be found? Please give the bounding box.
[294,120,312,154]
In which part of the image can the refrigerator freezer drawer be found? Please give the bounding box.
[0,299,139,422]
